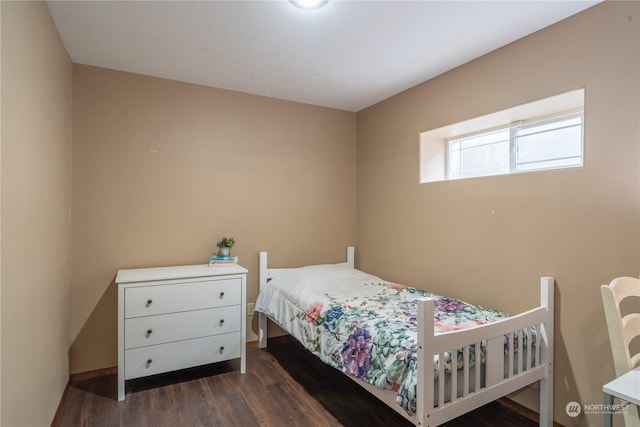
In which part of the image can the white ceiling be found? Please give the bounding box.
[47,0,600,112]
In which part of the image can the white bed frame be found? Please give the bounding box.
[258,247,554,427]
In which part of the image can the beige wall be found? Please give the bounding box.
[1,1,73,426]
[70,65,356,373]
[1,3,3,422]
[355,2,639,426]
[1,2,635,425]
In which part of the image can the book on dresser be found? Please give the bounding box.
[115,263,248,401]
[209,255,238,267]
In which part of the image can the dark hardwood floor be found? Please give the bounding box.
[56,336,538,427]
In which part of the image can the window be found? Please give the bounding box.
[447,112,583,179]
[419,89,585,183]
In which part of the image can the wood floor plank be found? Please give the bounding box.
[55,336,537,427]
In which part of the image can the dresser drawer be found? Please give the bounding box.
[124,278,241,318]
[125,305,241,349]
[124,332,241,380]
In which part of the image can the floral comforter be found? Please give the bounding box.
[254,264,509,415]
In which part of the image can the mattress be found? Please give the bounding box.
[255,264,525,415]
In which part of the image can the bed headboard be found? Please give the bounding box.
[259,246,355,291]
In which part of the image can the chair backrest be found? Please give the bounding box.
[601,277,640,377]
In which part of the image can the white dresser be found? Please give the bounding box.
[116,264,247,401]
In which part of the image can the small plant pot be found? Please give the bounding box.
[218,247,230,257]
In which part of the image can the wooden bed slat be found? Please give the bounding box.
[474,343,481,394]
[524,330,529,371]
[506,332,518,378]
[535,324,541,368]
[450,350,458,402]
[438,353,445,407]
[462,346,469,397]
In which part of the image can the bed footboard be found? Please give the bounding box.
[257,248,554,426]
[416,277,554,427]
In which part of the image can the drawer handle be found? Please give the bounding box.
[146,299,153,306]
[219,346,225,354]
[146,329,153,336]
[219,291,225,299]
[146,359,152,366]
[219,319,225,326]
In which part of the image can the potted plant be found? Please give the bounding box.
[216,237,235,257]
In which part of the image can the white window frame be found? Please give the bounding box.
[512,110,583,172]
[445,109,583,180]
[419,89,585,184]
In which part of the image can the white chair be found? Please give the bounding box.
[601,277,640,427]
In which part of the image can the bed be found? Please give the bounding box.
[255,247,554,427]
